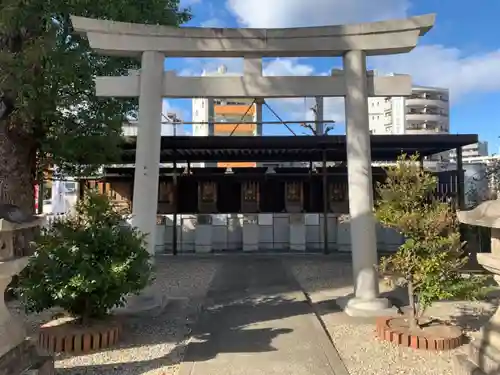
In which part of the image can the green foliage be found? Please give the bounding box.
[0,0,191,176]
[376,153,487,322]
[17,190,153,321]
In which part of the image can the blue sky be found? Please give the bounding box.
[162,0,500,154]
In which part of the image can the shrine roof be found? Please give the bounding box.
[118,134,478,163]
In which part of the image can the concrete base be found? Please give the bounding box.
[153,212,405,253]
[242,222,259,252]
[337,296,398,318]
[114,285,167,316]
[453,354,487,375]
[0,315,25,360]
[195,224,212,253]
[453,337,500,375]
[289,215,306,251]
[0,339,54,375]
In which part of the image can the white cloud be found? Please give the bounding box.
[257,46,500,125]
[175,56,345,127]
[369,46,500,100]
[178,58,243,76]
[193,0,228,30]
[162,99,186,120]
[180,0,201,7]
[226,0,409,28]
[200,18,225,28]
[264,59,315,76]
[261,44,500,124]
[174,0,500,128]
[223,0,500,109]
[262,59,345,129]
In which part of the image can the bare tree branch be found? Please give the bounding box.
[300,101,334,135]
[299,122,334,135]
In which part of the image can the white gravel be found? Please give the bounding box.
[8,256,220,375]
[286,257,497,375]
[8,255,496,375]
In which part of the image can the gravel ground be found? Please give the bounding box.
[8,256,220,375]
[8,255,495,375]
[286,257,497,375]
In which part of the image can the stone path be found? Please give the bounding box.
[179,257,348,375]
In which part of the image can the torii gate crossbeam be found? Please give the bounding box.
[95,71,412,98]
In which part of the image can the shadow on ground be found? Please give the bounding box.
[54,255,355,374]
[55,352,182,375]
[183,294,308,362]
[448,290,499,335]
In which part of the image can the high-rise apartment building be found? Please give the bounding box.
[191,65,263,168]
[369,83,450,135]
[449,141,489,160]
[368,81,491,164]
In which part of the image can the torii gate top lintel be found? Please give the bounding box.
[70,14,435,58]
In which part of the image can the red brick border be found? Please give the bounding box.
[38,317,122,354]
[375,317,463,351]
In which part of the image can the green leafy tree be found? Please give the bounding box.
[17,190,152,323]
[375,153,487,329]
[0,0,191,212]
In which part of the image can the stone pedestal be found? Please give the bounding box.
[289,214,306,251]
[0,216,54,374]
[0,257,29,357]
[242,215,259,252]
[114,283,167,316]
[454,332,500,375]
[454,256,500,374]
[195,215,212,253]
[0,340,54,375]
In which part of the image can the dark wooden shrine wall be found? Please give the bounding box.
[85,180,132,212]
[82,170,462,214]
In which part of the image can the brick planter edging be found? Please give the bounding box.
[375,316,464,351]
[38,317,122,354]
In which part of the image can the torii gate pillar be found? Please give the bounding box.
[131,51,164,257]
[342,50,391,315]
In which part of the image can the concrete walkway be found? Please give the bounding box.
[179,257,348,375]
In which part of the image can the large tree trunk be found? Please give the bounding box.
[0,121,37,257]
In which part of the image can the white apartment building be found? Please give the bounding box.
[449,141,489,160]
[369,84,450,135]
[368,80,490,163]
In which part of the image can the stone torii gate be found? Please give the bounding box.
[71,14,435,317]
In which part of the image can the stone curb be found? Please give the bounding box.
[375,316,463,351]
[301,291,351,375]
[38,318,122,354]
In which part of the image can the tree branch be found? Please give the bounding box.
[299,122,334,135]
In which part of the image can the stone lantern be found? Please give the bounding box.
[0,206,53,374]
[455,199,500,375]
